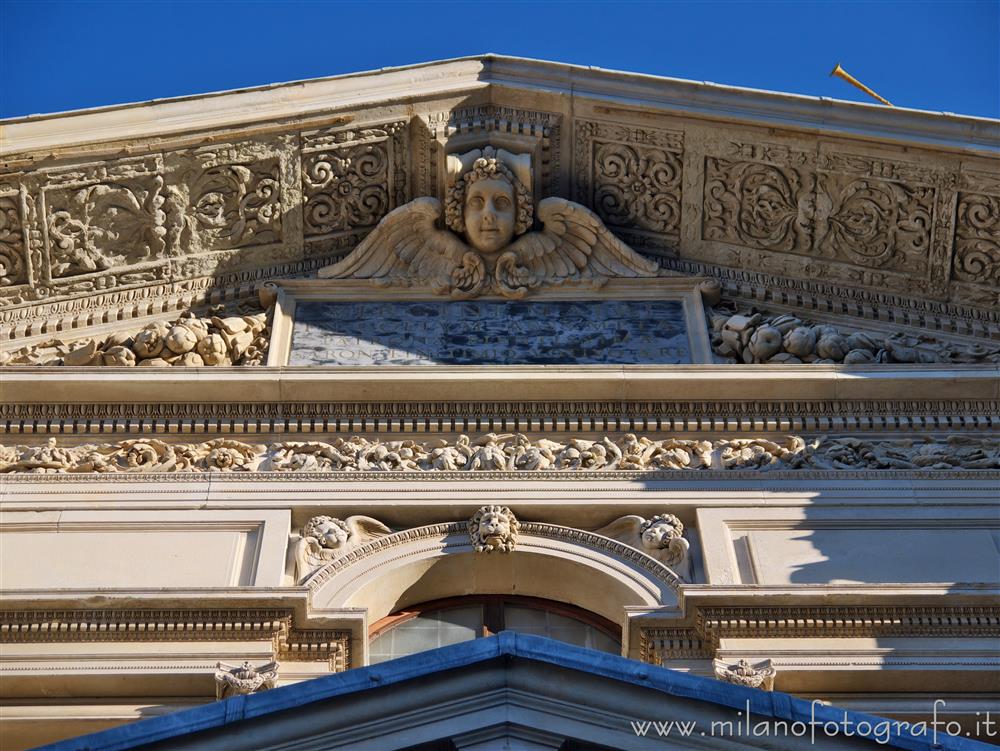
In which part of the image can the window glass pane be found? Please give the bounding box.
[369,606,482,664]
[503,605,619,654]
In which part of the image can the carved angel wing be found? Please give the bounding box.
[593,515,645,545]
[317,198,486,297]
[344,515,393,543]
[500,198,660,297]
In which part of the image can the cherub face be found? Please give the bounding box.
[316,519,350,549]
[464,178,516,254]
[641,522,674,550]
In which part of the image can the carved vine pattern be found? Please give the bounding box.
[3,434,998,475]
[301,124,405,238]
[0,193,28,287]
[952,192,1000,287]
[45,175,167,279]
[575,120,683,247]
[703,158,813,253]
[188,162,282,249]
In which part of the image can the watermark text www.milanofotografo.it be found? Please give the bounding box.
[630,700,997,744]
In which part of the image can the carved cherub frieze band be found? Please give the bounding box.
[318,147,659,298]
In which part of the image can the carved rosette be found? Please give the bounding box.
[575,120,683,250]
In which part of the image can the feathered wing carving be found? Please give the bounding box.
[317,198,486,297]
[593,515,646,545]
[345,515,393,541]
[500,198,661,297]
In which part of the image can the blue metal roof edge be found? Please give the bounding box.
[37,632,991,751]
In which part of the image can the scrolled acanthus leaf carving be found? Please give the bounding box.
[953,192,1000,288]
[2,434,999,475]
[714,659,776,691]
[215,661,279,699]
[318,146,659,298]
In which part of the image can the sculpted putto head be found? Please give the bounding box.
[446,147,533,254]
[468,504,520,553]
[639,514,684,551]
[303,515,351,550]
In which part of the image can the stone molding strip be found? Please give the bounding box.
[640,605,1000,663]
[4,56,995,159]
[0,608,351,667]
[3,400,999,437]
[2,367,998,405]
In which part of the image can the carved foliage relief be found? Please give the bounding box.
[953,192,1000,288]
[42,157,168,281]
[301,123,406,240]
[703,156,813,253]
[699,144,964,295]
[815,154,939,278]
[575,120,683,249]
[163,141,284,260]
[0,178,28,287]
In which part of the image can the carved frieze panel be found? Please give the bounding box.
[575,120,683,251]
[702,155,813,254]
[815,153,948,286]
[166,143,283,255]
[953,191,1000,290]
[0,176,29,289]
[39,156,168,283]
[698,143,962,300]
[301,122,406,244]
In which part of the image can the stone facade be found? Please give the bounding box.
[0,56,998,749]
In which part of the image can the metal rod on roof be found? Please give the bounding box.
[830,64,894,107]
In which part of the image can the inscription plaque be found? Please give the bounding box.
[288,300,691,366]
[289,300,691,366]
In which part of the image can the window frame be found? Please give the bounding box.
[368,594,622,645]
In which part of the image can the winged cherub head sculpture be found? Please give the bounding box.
[319,145,659,298]
[444,148,533,254]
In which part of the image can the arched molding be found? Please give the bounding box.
[307,522,681,627]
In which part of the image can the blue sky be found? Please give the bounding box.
[1,0,997,120]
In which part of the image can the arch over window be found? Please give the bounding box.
[368,596,621,664]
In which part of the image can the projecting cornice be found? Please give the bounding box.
[2,55,997,159]
[2,365,999,404]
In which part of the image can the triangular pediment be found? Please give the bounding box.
[1,56,997,361]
